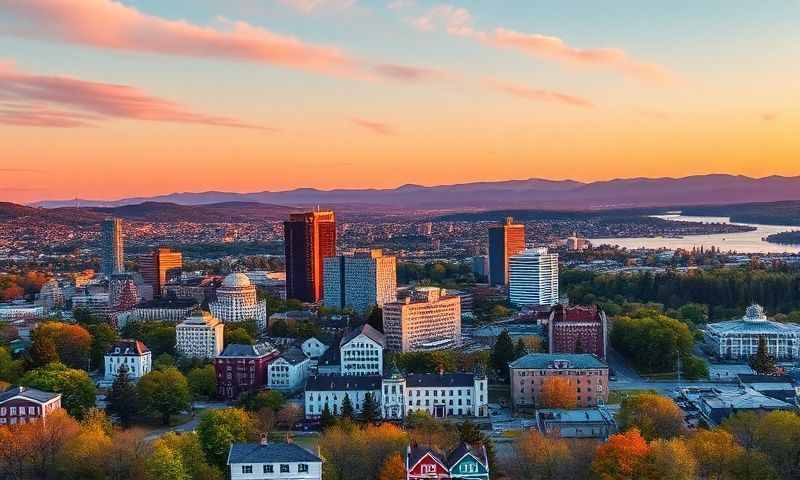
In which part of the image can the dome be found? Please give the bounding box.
[222,272,252,288]
[744,304,767,322]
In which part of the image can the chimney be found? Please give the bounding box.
[260,433,268,446]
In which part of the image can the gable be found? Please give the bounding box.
[409,453,448,475]
[344,334,380,348]
[451,453,488,475]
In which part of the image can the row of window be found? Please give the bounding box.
[0,406,39,416]
[240,463,310,474]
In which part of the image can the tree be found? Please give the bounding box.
[145,441,188,480]
[677,303,709,325]
[153,432,222,480]
[360,392,380,424]
[89,323,118,373]
[136,367,191,425]
[30,322,92,369]
[538,377,577,409]
[610,314,694,374]
[240,389,285,412]
[491,330,516,377]
[224,327,254,346]
[591,428,650,480]
[378,453,406,480]
[617,394,686,441]
[511,430,594,480]
[749,336,777,375]
[0,346,25,383]
[107,364,138,427]
[320,423,408,480]
[197,408,256,467]
[320,403,336,430]
[645,438,697,480]
[20,362,96,419]
[721,411,761,449]
[686,429,747,480]
[154,352,175,371]
[29,334,59,367]
[269,319,290,337]
[753,410,800,479]
[254,407,276,436]
[458,419,497,472]
[187,365,217,399]
[341,393,354,419]
[0,409,81,479]
[514,338,528,359]
[277,404,303,430]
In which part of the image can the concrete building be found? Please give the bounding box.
[383,287,461,352]
[37,279,65,313]
[139,247,182,298]
[0,387,62,426]
[128,296,199,323]
[0,302,44,321]
[705,304,800,360]
[536,408,616,439]
[210,273,269,332]
[471,256,489,281]
[104,340,152,381]
[304,375,382,419]
[323,249,397,314]
[214,343,279,400]
[228,441,322,480]
[340,324,385,376]
[548,305,608,360]
[101,217,124,275]
[70,293,110,318]
[509,353,609,410]
[488,217,525,286]
[266,347,310,392]
[176,311,224,359]
[284,211,336,303]
[508,248,559,307]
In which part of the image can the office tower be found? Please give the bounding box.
[488,217,525,286]
[382,287,461,352]
[549,304,608,360]
[283,211,336,303]
[471,255,489,280]
[209,273,269,332]
[418,222,433,236]
[508,248,559,306]
[101,218,124,275]
[323,249,397,314]
[176,311,225,359]
[139,247,182,297]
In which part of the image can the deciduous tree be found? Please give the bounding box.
[197,408,256,467]
[617,393,686,440]
[136,367,191,425]
[187,365,217,400]
[378,453,406,480]
[644,438,697,480]
[20,362,96,419]
[591,428,650,480]
[538,376,577,409]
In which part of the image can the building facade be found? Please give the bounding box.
[176,311,225,359]
[283,211,336,303]
[228,441,322,480]
[139,247,182,298]
[104,340,152,381]
[508,248,559,307]
[509,353,609,410]
[101,217,124,275]
[0,387,62,426]
[266,348,310,392]
[323,249,397,314]
[383,371,489,420]
[536,408,616,439]
[214,343,280,400]
[488,217,525,286]
[37,279,65,313]
[548,305,608,359]
[705,304,800,360]
[304,375,382,419]
[210,273,268,332]
[340,324,385,376]
[383,287,461,352]
[129,297,199,323]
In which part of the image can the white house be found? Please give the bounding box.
[340,324,385,376]
[104,339,152,381]
[304,375,382,419]
[228,440,322,480]
[301,337,328,360]
[267,348,310,393]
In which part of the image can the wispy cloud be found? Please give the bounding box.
[0,62,269,129]
[411,4,672,84]
[351,117,393,135]
[278,0,357,14]
[484,78,594,108]
[372,64,447,82]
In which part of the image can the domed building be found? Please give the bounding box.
[209,273,268,332]
[704,304,800,360]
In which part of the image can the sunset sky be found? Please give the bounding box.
[1,0,798,203]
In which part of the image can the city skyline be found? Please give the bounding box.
[1,0,799,203]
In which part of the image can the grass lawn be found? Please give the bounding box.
[607,389,657,404]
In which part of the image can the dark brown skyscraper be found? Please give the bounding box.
[139,247,182,297]
[284,211,336,303]
[488,217,525,286]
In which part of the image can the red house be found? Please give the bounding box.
[548,304,608,360]
[407,446,450,480]
[214,343,279,400]
[0,386,62,426]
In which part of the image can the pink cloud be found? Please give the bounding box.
[351,117,393,135]
[372,64,447,82]
[0,63,269,129]
[484,78,594,108]
[278,0,357,14]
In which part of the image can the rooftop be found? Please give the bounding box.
[218,342,277,358]
[306,375,382,391]
[222,272,252,289]
[341,323,386,348]
[706,305,800,335]
[509,353,608,370]
[106,339,149,356]
[0,386,60,404]
[277,347,308,365]
[228,442,320,465]
[404,372,476,388]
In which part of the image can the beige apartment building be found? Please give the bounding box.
[382,287,461,352]
[508,353,609,410]
[176,311,225,359]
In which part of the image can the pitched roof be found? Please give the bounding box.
[408,446,446,470]
[106,339,149,356]
[228,442,321,465]
[405,373,475,388]
[0,386,60,404]
[218,342,277,358]
[509,353,607,370]
[341,323,386,348]
[446,443,488,469]
[277,347,308,365]
[306,375,382,392]
[317,342,341,367]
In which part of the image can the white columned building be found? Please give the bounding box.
[705,304,800,360]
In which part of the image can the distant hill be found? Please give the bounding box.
[30,175,800,210]
[0,202,103,224]
[681,201,800,226]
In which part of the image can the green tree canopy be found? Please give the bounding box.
[136,367,191,425]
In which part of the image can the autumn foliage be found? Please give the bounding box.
[591,428,651,479]
[538,376,577,409]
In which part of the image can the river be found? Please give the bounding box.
[589,214,800,254]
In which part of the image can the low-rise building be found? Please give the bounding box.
[737,374,799,404]
[228,440,322,480]
[129,297,199,323]
[684,387,795,426]
[705,304,800,360]
[267,348,310,393]
[104,340,152,381]
[0,386,62,426]
[406,443,490,480]
[508,353,609,410]
[176,311,224,359]
[304,375,382,419]
[536,408,616,439]
[0,302,44,321]
[214,343,280,400]
[340,324,385,376]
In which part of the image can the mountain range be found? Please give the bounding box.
[29,175,800,211]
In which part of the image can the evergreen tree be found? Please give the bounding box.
[457,419,497,473]
[491,330,516,378]
[341,393,354,419]
[514,338,528,359]
[749,336,777,375]
[320,403,336,430]
[107,364,138,427]
[360,392,380,424]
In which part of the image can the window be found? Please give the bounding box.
[280,464,290,473]
[299,464,309,472]
[241,465,253,474]
[263,465,274,473]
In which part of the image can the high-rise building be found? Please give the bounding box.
[382,287,461,352]
[488,217,525,286]
[508,248,559,307]
[101,218,124,275]
[176,311,225,359]
[139,247,182,297]
[323,249,397,314]
[283,211,336,303]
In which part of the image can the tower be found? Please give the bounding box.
[283,211,336,303]
[139,247,182,297]
[381,361,406,420]
[101,217,124,275]
[487,217,525,286]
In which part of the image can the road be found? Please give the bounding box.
[138,402,229,442]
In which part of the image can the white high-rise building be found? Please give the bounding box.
[323,249,397,314]
[176,311,225,359]
[210,273,268,332]
[508,248,559,307]
[382,287,461,352]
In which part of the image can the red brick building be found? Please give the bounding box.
[214,343,280,400]
[0,386,62,426]
[548,305,607,360]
